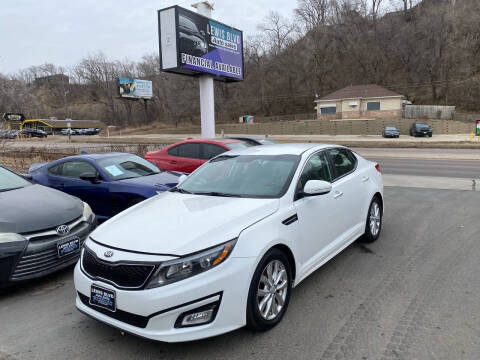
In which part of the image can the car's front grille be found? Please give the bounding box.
[10,222,92,281]
[82,248,156,289]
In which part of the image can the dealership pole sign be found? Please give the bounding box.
[158,5,244,82]
[118,78,153,99]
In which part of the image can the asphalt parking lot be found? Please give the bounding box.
[1,186,480,360]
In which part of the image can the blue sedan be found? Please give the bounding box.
[29,152,181,221]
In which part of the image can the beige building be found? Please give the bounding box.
[315,84,403,120]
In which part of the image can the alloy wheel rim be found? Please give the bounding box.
[369,202,381,236]
[257,260,288,321]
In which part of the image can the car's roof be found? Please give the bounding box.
[180,138,243,144]
[224,143,335,156]
[55,152,132,162]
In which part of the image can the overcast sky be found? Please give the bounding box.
[0,0,297,74]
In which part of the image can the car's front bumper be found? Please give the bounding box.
[74,245,256,342]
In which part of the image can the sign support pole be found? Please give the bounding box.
[193,1,215,139]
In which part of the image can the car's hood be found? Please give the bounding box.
[0,184,83,234]
[117,172,180,188]
[91,192,279,256]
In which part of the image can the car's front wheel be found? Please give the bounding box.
[360,197,382,243]
[246,248,292,331]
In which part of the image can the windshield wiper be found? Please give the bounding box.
[170,187,193,194]
[0,186,24,193]
[193,191,241,197]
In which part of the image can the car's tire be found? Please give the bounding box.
[246,248,292,331]
[359,197,382,243]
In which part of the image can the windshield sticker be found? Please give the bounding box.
[104,165,124,177]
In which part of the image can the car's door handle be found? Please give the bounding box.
[169,160,177,164]
[362,176,370,183]
[333,191,344,199]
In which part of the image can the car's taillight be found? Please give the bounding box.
[375,163,381,173]
[145,154,152,161]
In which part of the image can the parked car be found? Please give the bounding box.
[0,130,17,139]
[74,143,383,342]
[145,138,249,173]
[225,136,277,146]
[410,122,433,137]
[61,129,77,136]
[29,153,182,222]
[0,165,96,288]
[18,128,47,138]
[382,126,400,138]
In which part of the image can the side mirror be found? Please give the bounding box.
[80,172,100,184]
[303,180,332,196]
[177,174,188,185]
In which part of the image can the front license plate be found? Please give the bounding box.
[90,285,116,312]
[57,236,80,258]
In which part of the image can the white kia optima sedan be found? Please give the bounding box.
[74,143,383,342]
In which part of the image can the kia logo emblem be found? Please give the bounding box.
[56,225,70,236]
[104,251,114,258]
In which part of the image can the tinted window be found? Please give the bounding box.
[61,161,98,179]
[168,145,179,156]
[385,126,397,131]
[177,143,202,159]
[328,149,357,179]
[48,164,63,175]
[321,107,336,114]
[97,155,160,180]
[298,152,332,191]
[203,144,227,160]
[367,102,381,111]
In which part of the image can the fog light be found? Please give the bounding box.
[175,303,219,328]
[182,309,214,326]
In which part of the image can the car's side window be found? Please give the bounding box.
[61,161,98,179]
[48,164,63,176]
[176,143,202,159]
[298,151,332,191]
[202,144,227,160]
[168,145,179,157]
[328,149,357,179]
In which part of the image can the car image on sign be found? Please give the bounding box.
[74,143,383,342]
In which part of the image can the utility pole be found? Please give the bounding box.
[192,1,215,139]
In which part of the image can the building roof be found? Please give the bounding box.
[24,119,105,128]
[317,84,402,101]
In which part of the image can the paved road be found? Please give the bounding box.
[369,158,480,179]
[1,187,480,360]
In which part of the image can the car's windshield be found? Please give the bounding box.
[97,155,161,180]
[0,167,31,192]
[416,123,430,129]
[385,127,397,131]
[178,154,300,198]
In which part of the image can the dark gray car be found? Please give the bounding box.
[0,166,96,288]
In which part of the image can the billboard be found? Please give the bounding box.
[158,6,244,82]
[118,78,153,99]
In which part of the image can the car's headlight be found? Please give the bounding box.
[0,233,27,244]
[82,202,94,222]
[146,239,237,289]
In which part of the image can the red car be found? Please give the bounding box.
[145,138,249,173]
